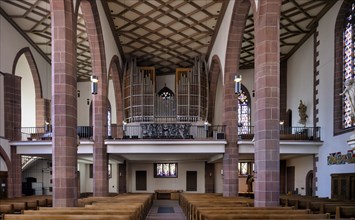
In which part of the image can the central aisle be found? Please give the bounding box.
[145,199,187,220]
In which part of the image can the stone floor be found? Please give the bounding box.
[145,200,187,220]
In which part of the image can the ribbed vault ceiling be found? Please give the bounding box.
[0,0,338,81]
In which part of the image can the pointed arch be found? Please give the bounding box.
[80,0,108,197]
[208,55,223,124]
[12,48,49,127]
[108,55,123,132]
[12,47,42,99]
[222,0,251,197]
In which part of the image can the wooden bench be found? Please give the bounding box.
[4,193,154,220]
[336,205,355,219]
[4,214,132,220]
[155,190,181,200]
[196,207,303,220]
[201,213,330,220]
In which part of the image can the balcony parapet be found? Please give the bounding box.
[238,126,321,141]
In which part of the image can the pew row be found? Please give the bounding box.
[3,193,154,220]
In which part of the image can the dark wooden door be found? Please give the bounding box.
[186,171,197,191]
[136,170,147,191]
[119,163,127,193]
[205,163,214,193]
[286,166,295,194]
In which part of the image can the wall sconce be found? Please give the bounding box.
[91,75,98,95]
[77,90,80,98]
[87,99,90,105]
[204,121,209,131]
[221,169,224,175]
[44,120,50,132]
[234,75,242,94]
[122,121,127,132]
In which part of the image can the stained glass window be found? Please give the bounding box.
[343,3,355,128]
[237,88,251,134]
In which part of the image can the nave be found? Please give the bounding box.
[0,193,354,219]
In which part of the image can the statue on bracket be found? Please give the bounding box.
[298,100,308,127]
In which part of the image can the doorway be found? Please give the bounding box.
[186,171,197,191]
[305,170,314,196]
[136,170,147,191]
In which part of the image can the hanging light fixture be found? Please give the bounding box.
[91,75,98,95]
[234,75,242,94]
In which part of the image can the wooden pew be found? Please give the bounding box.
[201,213,331,220]
[23,209,136,220]
[335,206,355,219]
[4,214,132,220]
[196,207,304,220]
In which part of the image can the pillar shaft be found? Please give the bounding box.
[253,0,282,207]
[51,0,78,207]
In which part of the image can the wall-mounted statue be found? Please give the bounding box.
[298,100,308,126]
[340,78,355,122]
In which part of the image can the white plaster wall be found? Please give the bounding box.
[214,162,223,193]
[315,0,355,198]
[97,1,123,72]
[127,162,205,193]
[0,14,51,100]
[208,0,235,84]
[213,73,224,125]
[78,162,119,193]
[286,156,313,196]
[287,37,314,127]
[108,79,117,124]
[16,55,36,127]
[77,82,91,126]
[0,74,4,137]
[97,1,122,126]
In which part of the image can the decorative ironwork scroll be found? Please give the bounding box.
[141,123,191,139]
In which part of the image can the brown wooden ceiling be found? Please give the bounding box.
[0,0,338,81]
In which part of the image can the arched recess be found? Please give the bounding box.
[108,55,124,139]
[207,55,223,124]
[12,47,48,127]
[0,146,12,198]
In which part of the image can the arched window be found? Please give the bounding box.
[334,0,354,134]
[342,2,355,129]
[237,85,251,134]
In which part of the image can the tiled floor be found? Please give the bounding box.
[145,200,187,220]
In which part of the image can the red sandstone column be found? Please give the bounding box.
[223,0,250,197]
[80,0,109,196]
[10,147,22,197]
[253,0,282,207]
[3,73,22,198]
[51,0,78,207]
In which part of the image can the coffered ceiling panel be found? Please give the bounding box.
[1,0,338,79]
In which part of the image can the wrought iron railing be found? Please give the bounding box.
[16,125,320,141]
[238,126,321,141]
[109,124,226,140]
[16,126,93,141]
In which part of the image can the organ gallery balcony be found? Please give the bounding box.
[238,126,321,141]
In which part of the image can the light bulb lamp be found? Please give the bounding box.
[91,75,98,95]
[234,75,242,94]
